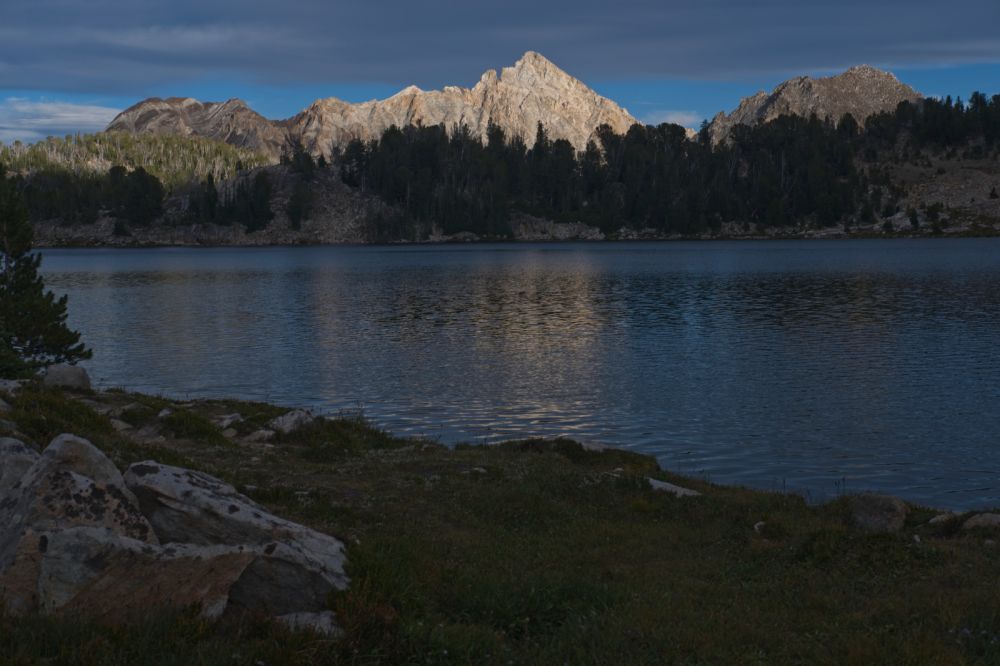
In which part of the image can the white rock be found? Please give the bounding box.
[216,414,243,429]
[157,408,173,419]
[110,419,133,432]
[43,364,91,390]
[268,410,315,435]
[124,461,349,610]
[647,477,701,498]
[963,513,1000,530]
[276,610,341,636]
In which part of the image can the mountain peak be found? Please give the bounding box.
[106,51,637,159]
[707,64,922,143]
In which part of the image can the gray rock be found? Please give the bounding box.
[157,408,173,419]
[0,438,38,500]
[216,414,243,429]
[847,493,908,533]
[42,364,91,391]
[0,435,157,614]
[268,409,315,435]
[276,610,341,636]
[0,398,10,413]
[123,461,348,609]
[647,477,701,498]
[2,435,350,629]
[0,379,24,394]
[222,428,238,439]
[110,419,133,432]
[963,513,1000,530]
[245,429,274,443]
[928,512,958,525]
[28,525,255,619]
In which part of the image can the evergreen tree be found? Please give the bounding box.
[0,167,90,378]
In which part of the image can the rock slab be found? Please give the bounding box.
[0,434,348,633]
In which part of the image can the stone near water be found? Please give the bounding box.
[963,513,1000,530]
[268,409,315,434]
[43,364,91,390]
[928,512,958,525]
[647,477,701,498]
[847,493,908,533]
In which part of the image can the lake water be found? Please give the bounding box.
[40,240,1000,509]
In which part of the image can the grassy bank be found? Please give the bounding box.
[2,384,1000,664]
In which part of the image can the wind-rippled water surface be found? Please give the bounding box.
[40,240,1000,509]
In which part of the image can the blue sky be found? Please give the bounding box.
[1,0,999,143]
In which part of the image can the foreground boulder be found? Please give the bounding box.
[0,438,39,499]
[0,434,157,613]
[123,461,348,614]
[43,364,92,390]
[847,493,909,533]
[0,434,348,632]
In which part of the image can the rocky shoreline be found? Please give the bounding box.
[4,368,1000,661]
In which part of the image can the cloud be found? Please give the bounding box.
[642,110,703,128]
[0,0,997,94]
[0,98,121,144]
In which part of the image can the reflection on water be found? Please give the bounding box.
[41,240,1000,509]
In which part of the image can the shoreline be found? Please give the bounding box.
[33,227,1000,250]
[5,379,1000,662]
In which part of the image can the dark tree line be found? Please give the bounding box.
[6,90,1000,237]
[339,116,863,237]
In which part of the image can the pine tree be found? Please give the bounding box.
[0,167,90,378]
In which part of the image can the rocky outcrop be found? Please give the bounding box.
[106,52,638,160]
[0,434,348,632]
[43,364,91,391]
[707,65,922,144]
[847,493,909,533]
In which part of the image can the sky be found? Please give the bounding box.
[1,0,999,143]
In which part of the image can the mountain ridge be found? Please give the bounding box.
[107,52,639,160]
[706,65,923,143]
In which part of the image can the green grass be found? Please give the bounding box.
[4,385,1000,664]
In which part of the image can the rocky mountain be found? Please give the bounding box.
[106,52,638,160]
[706,65,922,144]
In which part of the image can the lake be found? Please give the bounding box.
[40,239,1000,509]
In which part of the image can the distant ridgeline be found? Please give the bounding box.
[2,93,1000,239]
[0,133,270,227]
